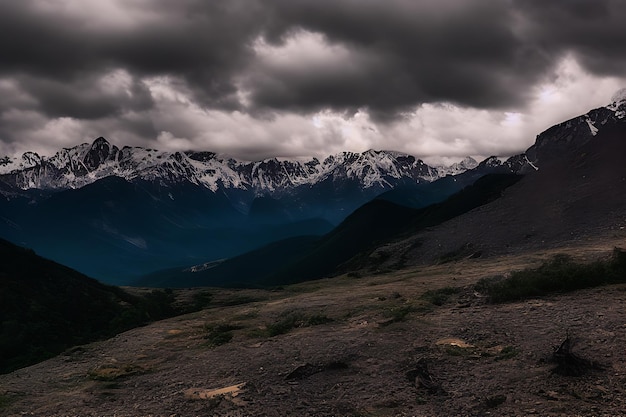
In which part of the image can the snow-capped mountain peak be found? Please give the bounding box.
[0,151,42,175]
[83,137,120,171]
[0,138,480,194]
[435,156,479,177]
[608,87,626,118]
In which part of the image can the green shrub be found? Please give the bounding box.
[110,289,178,332]
[496,346,518,360]
[421,287,461,306]
[306,314,334,326]
[191,291,212,311]
[477,249,626,303]
[204,324,242,347]
[266,314,304,336]
[266,313,333,337]
[383,304,416,323]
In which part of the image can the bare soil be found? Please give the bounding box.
[2,241,626,417]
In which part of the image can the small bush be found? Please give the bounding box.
[266,314,304,337]
[421,287,460,306]
[476,249,626,303]
[496,346,518,360]
[191,291,212,311]
[204,324,242,347]
[88,363,144,381]
[306,314,334,326]
[266,313,333,337]
[383,304,415,324]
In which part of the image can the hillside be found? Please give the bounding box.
[266,173,523,285]
[371,109,626,271]
[136,173,522,288]
[1,241,625,416]
[0,239,204,374]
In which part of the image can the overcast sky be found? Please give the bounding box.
[1,0,625,164]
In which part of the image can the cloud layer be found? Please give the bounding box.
[1,0,625,161]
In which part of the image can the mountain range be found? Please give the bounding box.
[135,92,626,287]
[1,92,625,285]
[0,139,476,193]
[0,138,517,283]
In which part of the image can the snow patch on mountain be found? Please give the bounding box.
[0,152,42,175]
[608,88,626,118]
[524,155,539,171]
[585,116,599,136]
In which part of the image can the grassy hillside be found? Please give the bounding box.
[0,239,201,374]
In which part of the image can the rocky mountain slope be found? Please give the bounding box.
[368,93,626,272]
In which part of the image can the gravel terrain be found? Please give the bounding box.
[2,242,626,417]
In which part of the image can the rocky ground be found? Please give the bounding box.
[2,242,626,417]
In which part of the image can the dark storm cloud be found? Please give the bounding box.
[0,0,267,111]
[0,0,625,155]
[254,0,626,115]
[14,74,154,119]
[253,0,545,116]
[100,1,268,110]
[513,0,626,76]
[0,3,96,78]
[0,1,258,76]
[1,0,624,116]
